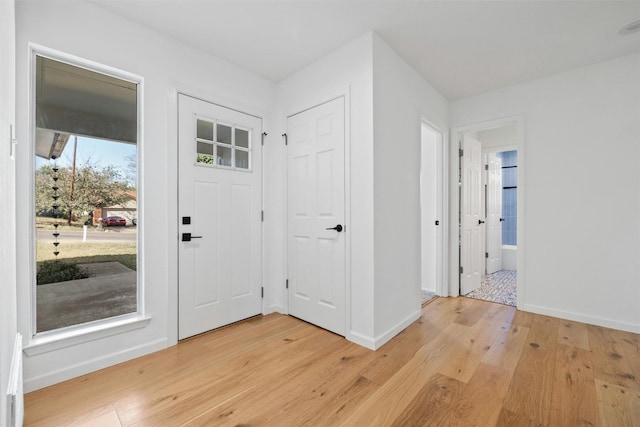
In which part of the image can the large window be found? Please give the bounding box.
[33,55,140,333]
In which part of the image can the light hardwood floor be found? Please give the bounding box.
[25,297,640,426]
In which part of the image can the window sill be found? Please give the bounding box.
[23,315,151,357]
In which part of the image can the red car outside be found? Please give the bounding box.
[101,216,127,226]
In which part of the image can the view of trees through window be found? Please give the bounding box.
[34,55,139,333]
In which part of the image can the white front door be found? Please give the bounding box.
[486,152,503,274]
[460,135,483,295]
[178,94,262,340]
[287,97,345,336]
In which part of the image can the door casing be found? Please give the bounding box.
[283,93,352,339]
[449,116,525,308]
[286,96,346,335]
[177,93,264,340]
[420,121,446,297]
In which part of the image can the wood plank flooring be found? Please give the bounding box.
[24,297,640,426]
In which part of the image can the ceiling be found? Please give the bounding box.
[90,1,640,100]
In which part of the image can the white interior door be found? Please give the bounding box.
[178,94,262,340]
[486,152,502,274]
[287,97,345,336]
[421,123,442,293]
[460,135,483,295]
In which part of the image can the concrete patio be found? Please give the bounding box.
[36,262,137,332]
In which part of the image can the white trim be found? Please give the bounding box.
[441,127,450,297]
[420,120,447,298]
[29,43,143,84]
[449,115,525,305]
[347,310,422,351]
[267,304,284,314]
[284,91,351,338]
[343,87,353,341]
[175,92,265,340]
[348,331,376,350]
[168,84,273,345]
[23,316,151,356]
[26,44,146,345]
[522,304,640,335]
[374,309,422,350]
[23,337,166,393]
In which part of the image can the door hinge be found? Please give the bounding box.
[485,252,489,259]
[286,279,289,289]
[282,133,288,145]
[261,132,267,145]
[485,164,489,171]
[261,210,264,222]
[459,148,464,157]
[459,266,464,274]
[261,287,264,298]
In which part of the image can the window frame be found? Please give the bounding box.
[26,44,146,348]
[194,114,252,171]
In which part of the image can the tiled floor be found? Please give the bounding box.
[465,270,517,306]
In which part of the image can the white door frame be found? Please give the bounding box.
[175,92,266,340]
[420,120,448,297]
[282,91,351,339]
[449,115,525,308]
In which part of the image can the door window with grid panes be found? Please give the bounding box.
[196,117,251,170]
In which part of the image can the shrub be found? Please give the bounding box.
[37,260,90,285]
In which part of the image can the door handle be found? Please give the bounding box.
[478,220,485,225]
[182,232,203,242]
[499,218,505,222]
[326,224,343,232]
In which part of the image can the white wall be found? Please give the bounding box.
[1,0,18,422]
[15,0,275,391]
[502,246,517,270]
[276,34,449,349]
[276,33,376,344]
[477,124,517,151]
[451,53,640,333]
[371,34,448,344]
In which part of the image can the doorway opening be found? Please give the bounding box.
[456,122,520,306]
[420,122,444,305]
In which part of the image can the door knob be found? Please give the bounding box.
[326,224,343,232]
[182,233,203,242]
[478,219,485,225]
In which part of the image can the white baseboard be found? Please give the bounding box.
[347,331,376,350]
[23,338,167,392]
[7,333,23,427]
[373,309,422,350]
[522,304,640,334]
[266,304,284,315]
[347,309,422,351]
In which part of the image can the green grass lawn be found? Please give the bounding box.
[37,241,137,270]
